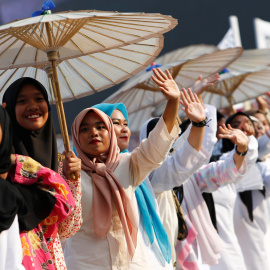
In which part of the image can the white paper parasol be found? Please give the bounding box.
[0,8,177,152]
[201,69,270,111]
[105,47,243,132]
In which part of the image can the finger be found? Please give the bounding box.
[165,69,173,80]
[156,68,168,80]
[188,88,196,102]
[159,87,169,97]
[238,117,247,130]
[227,124,234,131]
[219,134,233,140]
[151,74,163,86]
[220,123,229,131]
[65,151,74,159]
[194,93,201,103]
[182,88,192,104]
[152,69,165,82]
[218,125,227,133]
[209,73,220,83]
[2,102,7,109]
[66,157,81,165]
[180,91,188,107]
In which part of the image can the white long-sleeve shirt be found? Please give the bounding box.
[64,117,179,270]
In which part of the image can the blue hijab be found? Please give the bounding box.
[92,103,171,263]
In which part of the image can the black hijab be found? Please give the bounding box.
[0,106,22,232]
[0,106,56,232]
[2,77,58,171]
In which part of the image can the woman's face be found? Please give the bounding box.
[15,84,49,131]
[254,113,270,133]
[230,114,255,136]
[253,121,265,138]
[79,112,110,158]
[111,109,131,152]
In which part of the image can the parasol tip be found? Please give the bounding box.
[146,62,162,72]
[32,0,56,17]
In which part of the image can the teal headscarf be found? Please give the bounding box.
[91,102,171,263]
[92,103,129,153]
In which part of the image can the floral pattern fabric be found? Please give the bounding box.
[47,153,82,270]
[10,155,75,270]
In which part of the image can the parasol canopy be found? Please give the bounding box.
[0,7,177,152]
[105,47,243,132]
[0,10,177,70]
[0,36,164,103]
[226,48,270,74]
[201,69,270,111]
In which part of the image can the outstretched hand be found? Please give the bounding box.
[256,93,270,112]
[192,73,220,95]
[151,68,180,101]
[180,88,206,123]
[218,124,249,152]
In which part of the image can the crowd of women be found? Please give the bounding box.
[0,67,269,270]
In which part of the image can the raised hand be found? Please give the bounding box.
[256,93,270,112]
[180,88,206,123]
[192,73,220,95]
[218,124,249,152]
[151,68,180,101]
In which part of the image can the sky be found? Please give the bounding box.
[1,0,270,133]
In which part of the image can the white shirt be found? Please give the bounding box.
[0,215,25,270]
[64,117,179,270]
[234,161,270,270]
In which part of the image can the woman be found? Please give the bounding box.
[2,78,82,270]
[140,112,250,270]
[92,102,175,269]
[0,105,75,270]
[0,105,26,270]
[64,68,186,270]
[209,112,259,270]
[230,113,270,270]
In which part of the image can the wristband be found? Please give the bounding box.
[235,145,248,156]
[192,117,208,128]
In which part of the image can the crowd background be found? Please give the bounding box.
[1,0,270,134]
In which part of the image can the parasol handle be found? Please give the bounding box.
[47,51,75,179]
[227,95,236,115]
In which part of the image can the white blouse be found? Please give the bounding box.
[64,117,179,270]
[0,215,25,270]
[149,105,216,267]
[210,136,259,270]
[234,161,270,270]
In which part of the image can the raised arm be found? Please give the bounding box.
[180,88,206,151]
[218,124,249,171]
[150,104,217,194]
[195,126,249,192]
[128,69,182,187]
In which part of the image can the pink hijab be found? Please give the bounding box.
[72,108,138,259]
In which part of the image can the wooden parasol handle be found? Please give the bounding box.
[47,51,75,179]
